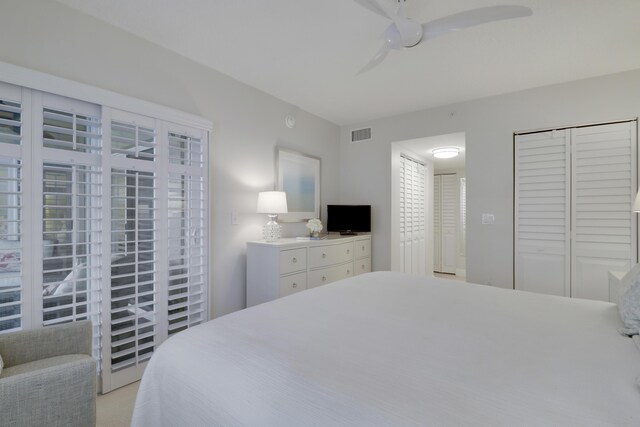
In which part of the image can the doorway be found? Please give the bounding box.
[390,133,466,279]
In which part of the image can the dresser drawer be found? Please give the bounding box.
[308,262,353,289]
[355,238,371,259]
[279,248,307,275]
[354,258,371,276]
[309,242,354,268]
[279,272,307,297]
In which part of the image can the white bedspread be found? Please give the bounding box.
[132,272,640,426]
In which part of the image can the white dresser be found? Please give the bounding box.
[246,234,372,306]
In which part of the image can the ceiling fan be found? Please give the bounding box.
[354,0,533,74]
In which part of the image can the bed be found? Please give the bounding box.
[132,272,640,426]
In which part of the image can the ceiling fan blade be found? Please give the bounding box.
[352,0,397,20]
[357,43,392,75]
[352,0,390,19]
[422,5,532,41]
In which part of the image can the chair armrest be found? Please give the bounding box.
[0,320,92,368]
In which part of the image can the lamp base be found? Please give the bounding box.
[263,215,282,242]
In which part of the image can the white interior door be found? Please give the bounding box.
[434,174,457,274]
[440,174,457,274]
[515,130,571,296]
[433,175,442,272]
[571,122,637,301]
[515,121,638,301]
[399,155,426,275]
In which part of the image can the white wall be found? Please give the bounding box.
[340,69,640,288]
[0,0,340,317]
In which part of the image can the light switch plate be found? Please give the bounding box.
[482,213,495,225]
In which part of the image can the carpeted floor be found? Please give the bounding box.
[97,381,140,427]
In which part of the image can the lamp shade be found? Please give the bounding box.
[257,191,288,214]
[633,190,640,212]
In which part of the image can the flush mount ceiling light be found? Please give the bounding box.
[432,147,460,159]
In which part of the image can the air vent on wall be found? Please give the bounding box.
[351,127,372,143]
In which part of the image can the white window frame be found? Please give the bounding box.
[0,61,211,393]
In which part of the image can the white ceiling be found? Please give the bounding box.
[54,0,640,126]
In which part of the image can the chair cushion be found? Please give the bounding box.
[0,354,89,379]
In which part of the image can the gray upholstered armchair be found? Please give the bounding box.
[0,320,96,427]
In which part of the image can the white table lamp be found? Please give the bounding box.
[257,191,288,242]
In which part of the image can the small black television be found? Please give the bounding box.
[327,205,371,235]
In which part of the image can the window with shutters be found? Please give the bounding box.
[0,77,210,393]
[167,126,207,336]
[0,88,25,333]
[0,157,22,332]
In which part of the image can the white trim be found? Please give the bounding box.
[0,60,212,131]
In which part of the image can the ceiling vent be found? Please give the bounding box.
[351,127,372,143]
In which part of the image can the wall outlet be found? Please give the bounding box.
[482,213,495,225]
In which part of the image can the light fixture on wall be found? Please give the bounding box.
[257,191,288,242]
[632,190,640,212]
[432,147,460,159]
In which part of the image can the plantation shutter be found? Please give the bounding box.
[105,111,160,391]
[0,83,29,332]
[0,75,210,393]
[515,130,571,296]
[571,122,637,300]
[167,124,208,336]
[35,93,104,365]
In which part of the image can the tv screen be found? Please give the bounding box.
[327,205,371,234]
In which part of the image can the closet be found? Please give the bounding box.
[433,173,458,274]
[514,121,637,301]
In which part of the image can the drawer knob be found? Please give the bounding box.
[362,245,365,251]
[292,257,297,263]
[322,276,326,282]
[347,249,350,254]
[322,253,326,259]
[347,269,350,274]
[362,264,365,269]
[292,282,297,288]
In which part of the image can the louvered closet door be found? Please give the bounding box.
[440,174,457,274]
[515,130,571,296]
[571,122,637,301]
[433,175,442,272]
[414,162,426,275]
[399,155,426,275]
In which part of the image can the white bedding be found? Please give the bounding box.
[132,272,640,426]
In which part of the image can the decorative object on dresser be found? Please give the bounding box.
[306,218,323,238]
[256,191,288,242]
[246,234,371,306]
[276,148,320,222]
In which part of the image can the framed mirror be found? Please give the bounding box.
[276,148,320,222]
